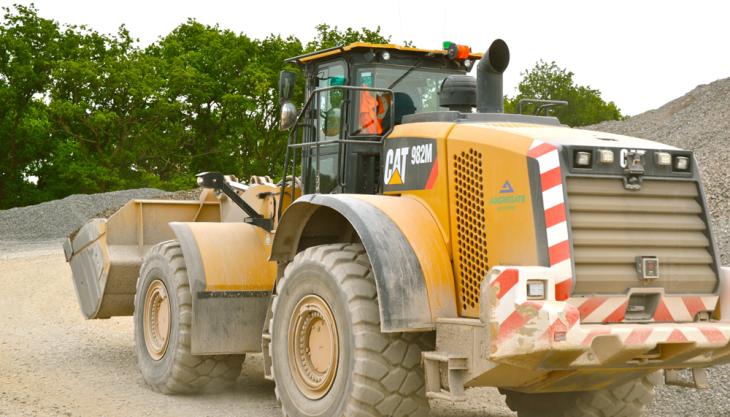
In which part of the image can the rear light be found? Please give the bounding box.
[574,151,592,167]
[674,156,690,171]
[655,151,672,166]
[526,280,546,299]
[598,149,614,164]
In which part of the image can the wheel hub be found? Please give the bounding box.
[143,279,171,361]
[288,294,339,399]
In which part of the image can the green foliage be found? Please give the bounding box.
[0,5,392,209]
[505,60,623,127]
[0,4,60,208]
[0,6,623,210]
[306,24,390,52]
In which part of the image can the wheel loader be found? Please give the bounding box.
[65,39,730,417]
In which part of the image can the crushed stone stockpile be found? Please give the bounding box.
[589,77,730,265]
[0,188,193,242]
[0,188,203,242]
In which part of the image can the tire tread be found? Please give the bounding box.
[134,240,244,394]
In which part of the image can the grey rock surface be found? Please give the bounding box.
[0,188,178,241]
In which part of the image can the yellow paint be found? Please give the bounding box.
[385,122,456,249]
[383,122,542,317]
[350,194,458,320]
[184,222,277,291]
[446,124,540,316]
[295,42,483,63]
[387,168,403,185]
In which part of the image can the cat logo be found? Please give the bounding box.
[382,138,437,192]
[384,146,409,185]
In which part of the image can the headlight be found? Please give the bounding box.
[574,151,592,167]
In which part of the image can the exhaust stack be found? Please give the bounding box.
[476,39,510,113]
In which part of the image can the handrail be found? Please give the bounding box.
[277,85,396,219]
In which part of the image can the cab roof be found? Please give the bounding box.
[286,42,484,65]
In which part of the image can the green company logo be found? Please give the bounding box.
[489,195,526,205]
[490,180,526,211]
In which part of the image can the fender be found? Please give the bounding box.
[170,222,276,355]
[271,194,457,332]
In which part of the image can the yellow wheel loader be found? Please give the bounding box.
[65,39,730,417]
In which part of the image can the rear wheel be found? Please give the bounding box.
[134,240,244,394]
[503,373,659,417]
[270,243,434,417]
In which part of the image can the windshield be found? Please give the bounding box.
[356,66,460,123]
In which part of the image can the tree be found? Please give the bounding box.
[0,5,60,208]
[505,60,623,127]
[306,24,390,52]
[0,4,401,209]
[41,24,167,197]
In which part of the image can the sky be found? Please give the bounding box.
[3,0,730,116]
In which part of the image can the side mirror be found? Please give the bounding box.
[280,102,297,131]
[279,71,298,130]
[278,70,296,102]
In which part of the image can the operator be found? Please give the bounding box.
[359,83,390,134]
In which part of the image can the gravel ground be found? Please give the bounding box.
[0,244,514,417]
[0,244,726,416]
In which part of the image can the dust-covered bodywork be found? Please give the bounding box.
[63,39,729,417]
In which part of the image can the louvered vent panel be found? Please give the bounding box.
[567,177,717,294]
[454,149,488,316]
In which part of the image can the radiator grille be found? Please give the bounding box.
[567,177,717,295]
[454,149,488,315]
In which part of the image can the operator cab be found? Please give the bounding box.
[279,43,482,195]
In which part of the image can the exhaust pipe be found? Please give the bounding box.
[476,39,510,113]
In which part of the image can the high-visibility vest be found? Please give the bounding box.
[359,87,389,134]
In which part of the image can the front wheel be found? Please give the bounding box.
[270,243,434,417]
[503,373,660,417]
[133,240,244,394]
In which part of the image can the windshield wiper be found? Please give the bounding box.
[387,59,424,90]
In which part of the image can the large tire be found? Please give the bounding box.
[134,240,244,394]
[270,243,434,417]
[503,373,660,417]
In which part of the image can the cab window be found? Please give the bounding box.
[316,62,346,141]
[352,66,459,135]
[303,61,345,193]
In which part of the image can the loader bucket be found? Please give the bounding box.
[63,197,220,319]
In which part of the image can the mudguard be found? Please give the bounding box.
[170,222,276,355]
[271,194,457,332]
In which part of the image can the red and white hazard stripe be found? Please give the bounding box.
[579,322,730,347]
[527,140,572,300]
[569,295,719,323]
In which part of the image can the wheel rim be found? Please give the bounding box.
[143,279,171,361]
[288,294,339,399]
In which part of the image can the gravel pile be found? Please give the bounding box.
[589,77,730,417]
[0,188,167,241]
[589,77,730,265]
